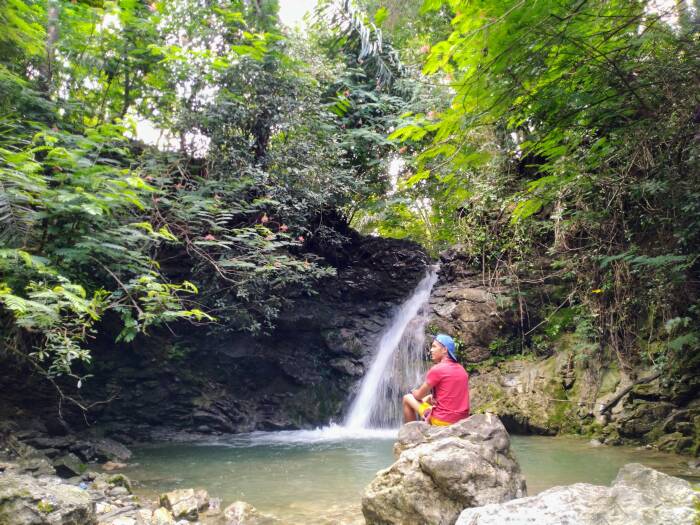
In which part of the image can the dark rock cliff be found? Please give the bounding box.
[0,232,429,438]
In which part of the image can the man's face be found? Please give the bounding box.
[430,340,447,363]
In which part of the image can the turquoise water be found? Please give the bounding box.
[121,428,697,524]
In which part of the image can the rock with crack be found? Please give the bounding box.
[456,463,699,525]
[362,414,526,525]
[159,488,206,521]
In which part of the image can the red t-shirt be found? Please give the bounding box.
[426,359,470,423]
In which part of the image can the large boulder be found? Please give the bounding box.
[52,452,84,478]
[362,414,526,525]
[0,471,95,525]
[91,438,132,463]
[159,488,204,521]
[457,463,699,525]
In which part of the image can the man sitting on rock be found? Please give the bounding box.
[402,334,470,426]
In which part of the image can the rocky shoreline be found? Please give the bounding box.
[0,420,281,525]
[2,414,698,525]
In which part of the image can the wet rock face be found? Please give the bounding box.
[428,248,516,363]
[362,414,526,525]
[470,353,700,454]
[456,463,699,525]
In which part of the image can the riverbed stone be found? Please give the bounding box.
[362,413,526,525]
[159,489,199,521]
[52,452,85,478]
[110,518,136,525]
[102,461,128,472]
[456,463,698,525]
[222,501,279,525]
[151,507,175,525]
[0,470,95,525]
[194,489,209,512]
[93,439,132,462]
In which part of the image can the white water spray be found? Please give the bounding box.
[345,269,438,429]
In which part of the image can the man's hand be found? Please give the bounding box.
[411,381,432,402]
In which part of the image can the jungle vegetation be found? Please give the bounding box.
[1,0,698,392]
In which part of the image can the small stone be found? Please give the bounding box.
[206,497,222,515]
[136,508,153,525]
[96,502,118,514]
[194,488,209,511]
[112,518,137,525]
[103,461,128,471]
[109,486,130,497]
[588,439,603,447]
[108,473,133,493]
[151,507,176,525]
[223,501,279,524]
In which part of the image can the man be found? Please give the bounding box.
[402,334,470,426]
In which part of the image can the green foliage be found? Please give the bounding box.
[376,0,700,374]
[0,0,361,383]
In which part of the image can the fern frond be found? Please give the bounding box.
[0,148,44,247]
[318,0,405,89]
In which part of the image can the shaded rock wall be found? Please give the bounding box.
[428,248,515,363]
[469,342,700,455]
[0,233,429,438]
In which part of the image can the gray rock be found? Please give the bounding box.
[222,501,278,525]
[151,507,175,525]
[205,497,221,515]
[52,452,84,478]
[194,489,209,512]
[92,438,132,462]
[0,471,95,525]
[111,518,136,525]
[159,489,199,521]
[362,414,526,525]
[456,463,699,525]
[108,486,130,497]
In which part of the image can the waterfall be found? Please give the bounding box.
[345,268,438,429]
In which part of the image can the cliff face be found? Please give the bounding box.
[427,248,516,363]
[0,232,430,438]
[469,352,700,456]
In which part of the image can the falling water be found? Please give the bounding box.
[345,268,438,429]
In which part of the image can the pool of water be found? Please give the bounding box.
[121,427,697,524]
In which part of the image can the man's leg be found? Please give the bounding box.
[402,393,423,423]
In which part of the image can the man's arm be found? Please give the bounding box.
[411,382,432,402]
